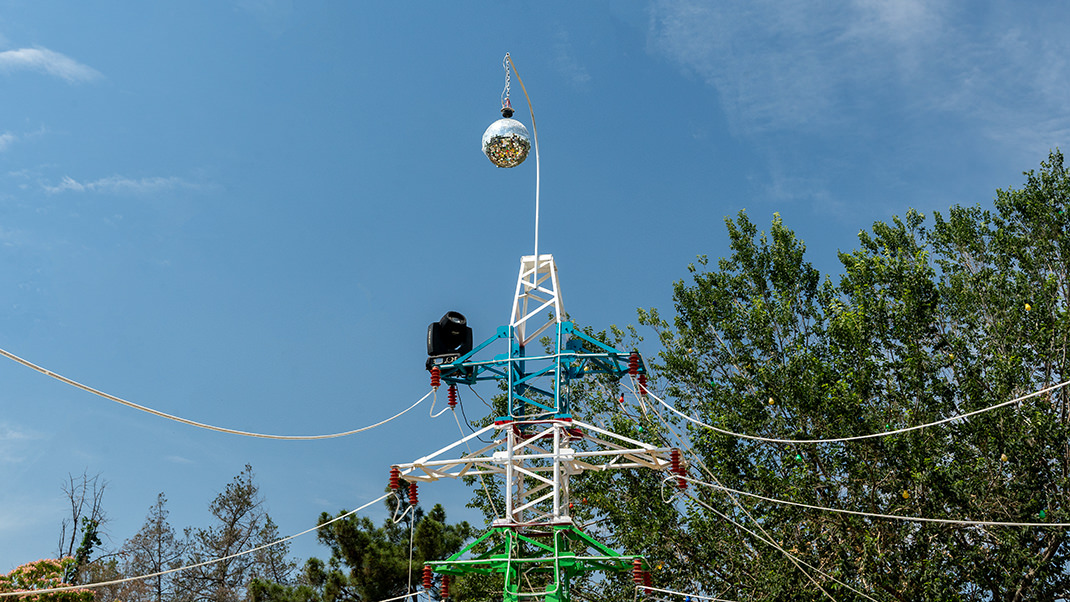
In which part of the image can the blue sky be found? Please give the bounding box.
[1,0,1068,574]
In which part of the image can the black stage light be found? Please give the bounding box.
[426,311,473,370]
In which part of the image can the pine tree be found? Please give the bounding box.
[121,493,186,602]
[174,465,294,602]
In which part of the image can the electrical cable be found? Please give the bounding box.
[459,388,495,444]
[367,592,430,602]
[452,404,502,520]
[467,384,492,409]
[678,490,880,602]
[628,380,877,602]
[681,474,1070,528]
[391,490,414,525]
[637,370,1067,597]
[592,379,646,425]
[631,377,1069,526]
[655,444,841,600]
[428,388,451,418]
[0,493,391,597]
[634,373,1068,584]
[641,378,1070,444]
[638,585,737,602]
[0,347,431,439]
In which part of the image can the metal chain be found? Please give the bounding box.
[501,53,511,108]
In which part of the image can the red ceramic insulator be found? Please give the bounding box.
[430,366,441,389]
[638,372,648,395]
[644,571,652,587]
[389,466,400,491]
[441,576,450,598]
[422,565,433,590]
[671,449,688,489]
[447,384,457,408]
[633,559,643,584]
[628,352,639,377]
[408,482,418,506]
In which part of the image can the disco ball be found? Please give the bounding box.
[482,118,531,168]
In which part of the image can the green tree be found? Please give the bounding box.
[607,151,1070,601]
[66,520,103,585]
[250,489,479,602]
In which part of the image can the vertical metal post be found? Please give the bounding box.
[553,424,562,521]
[505,425,515,522]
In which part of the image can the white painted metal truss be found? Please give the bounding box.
[510,254,563,347]
[394,418,675,527]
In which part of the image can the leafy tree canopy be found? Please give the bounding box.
[568,150,1070,601]
[250,488,484,602]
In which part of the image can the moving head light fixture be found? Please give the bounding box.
[425,311,473,371]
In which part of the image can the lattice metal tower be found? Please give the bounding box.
[394,253,676,601]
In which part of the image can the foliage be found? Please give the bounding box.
[118,493,187,602]
[249,491,483,602]
[26,466,296,602]
[0,558,94,602]
[615,150,1070,600]
[172,465,295,602]
[76,559,125,602]
[66,521,103,585]
[308,494,471,601]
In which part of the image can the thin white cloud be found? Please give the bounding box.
[43,175,201,195]
[0,47,102,83]
[0,425,34,442]
[0,424,41,464]
[553,28,591,85]
[44,175,85,193]
[0,132,14,152]
[646,0,1070,204]
[647,0,851,136]
[646,0,1070,149]
[165,455,194,465]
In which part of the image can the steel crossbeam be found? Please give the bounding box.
[394,418,673,526]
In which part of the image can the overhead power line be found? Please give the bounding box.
[0,347,431,439]
[628,382,858,602]
[631,371,1066,600]
[682,475,1070,528]
[679,490,877,602]
[642,379,1070,444]
[639,585,737,602]
[0,493,391,597]
[628,383,889,601]
[367,593,429,602]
